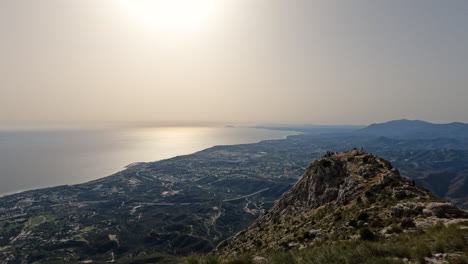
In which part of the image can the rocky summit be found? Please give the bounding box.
[216,150,468,256]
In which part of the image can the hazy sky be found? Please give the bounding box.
[1,0,467,126]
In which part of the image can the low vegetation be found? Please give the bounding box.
[179,223,468,264]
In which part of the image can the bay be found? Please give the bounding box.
[0,127,296,195]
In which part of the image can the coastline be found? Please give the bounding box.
[0,127,299,198]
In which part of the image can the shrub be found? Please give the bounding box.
[348,219,358,228]
[268,251,297,264]
[387,225,403,234]
[359,227,375,241]
[400,218,415,229]
[297,230,310,240]
[254,239,263,248]
[225,255,254,264]
[334,213,343,221]
[357,212,370,221]
[369,218,384,228]
[356,196,363,204]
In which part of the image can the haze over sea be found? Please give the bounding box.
[0,126,296,196]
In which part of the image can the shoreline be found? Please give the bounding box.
[0,128,300,198]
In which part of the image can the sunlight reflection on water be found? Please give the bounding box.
[0,127,297,195]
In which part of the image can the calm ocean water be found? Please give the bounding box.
[0,127,296,195]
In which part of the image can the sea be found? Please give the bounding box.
[0,126,296,196]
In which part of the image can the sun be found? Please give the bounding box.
[120,0,222,32]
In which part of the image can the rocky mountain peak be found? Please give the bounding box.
[274,149,395,211]
[216,150,468,256]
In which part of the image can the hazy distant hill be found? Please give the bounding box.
[253,124,365,134]
[358,119,468,139]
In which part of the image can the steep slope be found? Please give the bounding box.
[216,150,468,256]
[371,148,468,209]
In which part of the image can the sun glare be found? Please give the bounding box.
[120,0,222,32]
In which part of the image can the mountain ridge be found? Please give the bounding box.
[216,150,468,257]
[357,119,468,139]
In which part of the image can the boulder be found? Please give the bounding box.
[253,256,266,262]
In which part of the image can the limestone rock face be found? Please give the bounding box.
[216,150,468,257]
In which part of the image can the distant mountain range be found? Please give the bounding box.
[357,119,468,139]
[254,119,468,139]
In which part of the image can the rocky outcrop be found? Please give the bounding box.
[423,202,468,218]
[216,150,468,256]
[391,201,468,218]
[391,202,426,217]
